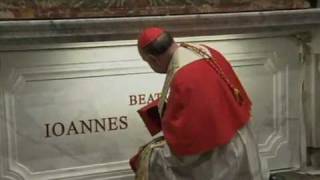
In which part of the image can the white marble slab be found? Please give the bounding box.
[0,34,306,179]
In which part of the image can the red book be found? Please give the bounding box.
[137,99,162,136]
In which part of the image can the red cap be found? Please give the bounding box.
[138,27,165,48]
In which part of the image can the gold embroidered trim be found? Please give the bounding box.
[180,42,243,105]
[136,137,166,180]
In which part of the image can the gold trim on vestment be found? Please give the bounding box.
[136,137,166,180]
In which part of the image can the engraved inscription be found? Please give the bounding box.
[45,116,128,138]
[129,93,161,106]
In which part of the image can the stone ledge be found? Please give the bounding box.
[0,9,320,44]
[271,171,320,180]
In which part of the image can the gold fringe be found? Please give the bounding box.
[136,137,166,180]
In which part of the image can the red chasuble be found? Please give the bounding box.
[162,47,252,156]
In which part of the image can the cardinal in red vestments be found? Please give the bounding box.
[130,27,267,180]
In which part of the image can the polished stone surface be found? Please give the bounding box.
[0,9,320,45]
[0,34,307,179]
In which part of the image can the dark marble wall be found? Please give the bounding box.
[0,0,310,19]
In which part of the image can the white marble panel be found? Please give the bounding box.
[0,34,304,179]
[1,58,162,179]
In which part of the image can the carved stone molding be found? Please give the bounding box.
[0,9,320,45]
[228,52,293,162]
[0,60,151,180]
[0,34,305,179]
[307,54,320,148]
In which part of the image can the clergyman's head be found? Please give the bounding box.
[138,27,176,73]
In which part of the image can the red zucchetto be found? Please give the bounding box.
[138,27,164,48]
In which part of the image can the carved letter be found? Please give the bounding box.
[139,94,146,104]
[45,123,51,138]
[52,122,65,136]
[154,93,161,99]
[119,116,128,130]
[129,95,137,105]
[66,121,79,135]
[80,119,93,134]
[95,119,106,132]
[108,117,118,131]
[147,94,155,104]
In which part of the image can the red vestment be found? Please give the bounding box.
[162,47,252,155]
[139,48,251,156]
[138,47,252,156]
